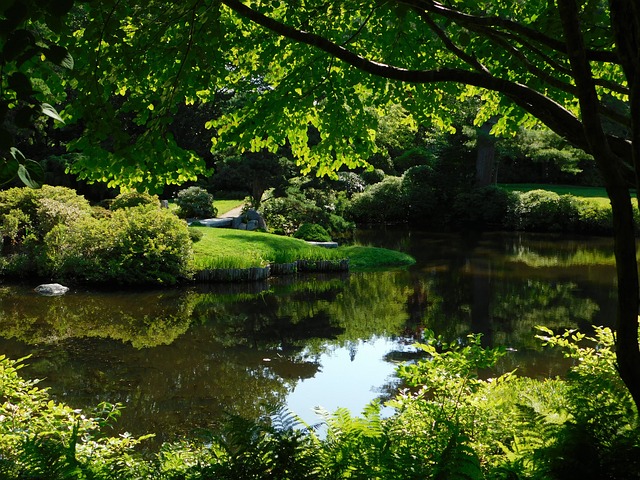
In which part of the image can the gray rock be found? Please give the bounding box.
[245,209,267,230]
[195,218,233,227]
[306,241,339,248]
[232,216,243,229]
[245,209,261,221]
[246,219,259,231]
[35,283,69,296]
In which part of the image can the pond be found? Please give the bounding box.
[0,230,618,446]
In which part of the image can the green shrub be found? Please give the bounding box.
[39,205,193,285]
[174,186,217,219]
[393,147,436,174]
[573,199,614,234]
[451,186,517,229]
[261,186,354,240]
[293,223,332,242]
[401,164,441,220]
[512,189,581,232]
[111,191,160,210]
[0,185,92,243]
[188,227,204,243]
[347,176,407,224]
[261,195,321,235]
[360,168,385,185]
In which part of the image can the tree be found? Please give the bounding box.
[211,150,295,209]
[5,1,640,410]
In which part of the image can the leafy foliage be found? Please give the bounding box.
[293,223,332,242]
[110,191,160,210]
[260,180,354,240]
[347,176,407,224]
[2,326,640,479]
[174,186,217,219]
[0,187,193,284]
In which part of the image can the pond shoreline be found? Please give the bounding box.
[194,258,350,282]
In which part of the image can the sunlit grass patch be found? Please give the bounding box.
[191,228,415,272]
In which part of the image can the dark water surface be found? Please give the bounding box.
[0,230,618,445]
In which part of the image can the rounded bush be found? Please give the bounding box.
[451,186,517,229]
[361,168,385,185]
[0,185,92,245]
[175,186,217,219]
[401,165,439,220]
[188,227,204,243]
[347,176,407,224]
[43,205,193,285]
[513,190,580,232]
[393,147,436,174]
[293,223,332,242]
[111,191,159,210]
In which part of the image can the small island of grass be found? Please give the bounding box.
[191,227,415,273]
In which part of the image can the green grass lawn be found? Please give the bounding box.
[191,227,415,272]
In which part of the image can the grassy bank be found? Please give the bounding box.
[191,227,415,272]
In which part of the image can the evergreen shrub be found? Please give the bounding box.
[0,187,193,285]
[110,191,160,210]
[360,168,385,185]
[175,186,217,219]
[401,165,441,221]
[261,187,354,240]
[293,223,332,242]
[451,186,517,229]
[347,176,407,224]
[511,189,580,232]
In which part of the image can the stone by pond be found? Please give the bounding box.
[34,283,69,296]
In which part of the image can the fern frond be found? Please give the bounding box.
[434,432,484,480]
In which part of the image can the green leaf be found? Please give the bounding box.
[44,45,74,69]
[41,103,65,123]
[17,163,40,188]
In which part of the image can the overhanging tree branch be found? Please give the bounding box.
[221,0,610,157]
[401,0,620,64]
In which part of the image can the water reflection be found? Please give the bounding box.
[0,231,618,446]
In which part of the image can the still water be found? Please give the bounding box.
[0,230,618,445]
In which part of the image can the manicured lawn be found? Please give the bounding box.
[191,227,415,271]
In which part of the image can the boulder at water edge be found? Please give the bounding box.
[34,283,69,296]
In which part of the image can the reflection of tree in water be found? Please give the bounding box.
[490,280,599,349]
[0,287,196,348]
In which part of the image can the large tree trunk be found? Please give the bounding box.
[475,119,498,187]
[610,0,640,413]
[608,185,640,413]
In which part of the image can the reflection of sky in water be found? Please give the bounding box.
[286,337,400,423]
